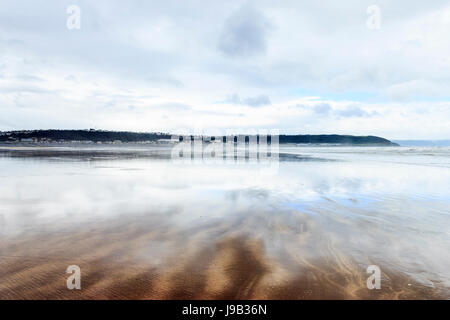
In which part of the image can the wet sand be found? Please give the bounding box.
[0,145,449,299]
[0,211,447,300]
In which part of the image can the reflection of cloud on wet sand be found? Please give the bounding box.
[0,211,447,300]
[1,146,449,299]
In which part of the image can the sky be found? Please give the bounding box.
[1,0,450,139]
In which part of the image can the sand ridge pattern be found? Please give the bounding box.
[0,215,447,299]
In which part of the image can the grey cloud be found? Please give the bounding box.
[224,93,271,107]
[335,105,372,118]
[295,103,331,114]
[298,103,377,118]
[313,103,332,115]
[225,93,242,105]
[0,0,448,137]
[218,4,271,58]
[242,94,271,107]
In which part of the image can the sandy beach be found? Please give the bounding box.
[0,145,449,299]
[1,220,446,299]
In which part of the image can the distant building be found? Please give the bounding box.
[157,138,175,143]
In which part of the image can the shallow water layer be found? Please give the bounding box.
[0,145,449,299]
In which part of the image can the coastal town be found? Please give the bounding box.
[0,129,172,144]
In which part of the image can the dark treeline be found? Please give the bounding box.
[0,130,398,145]
[278,134,395,145]
[0,130,171,142]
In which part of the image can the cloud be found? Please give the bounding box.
[154,102,192,111]
[386,79,450,101]
[14,75,44,82]
[145,76,183,87]
[312,103,332,115]
[297,103,377,118]
[64,75,78,82]
[0,84,54,94]
[335,105,371,118]
[1,0,450,139]
[224,93,271,107]
[242,94,271,107]
[218,4,271,58]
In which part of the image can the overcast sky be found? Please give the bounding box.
[1,0,450,139]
